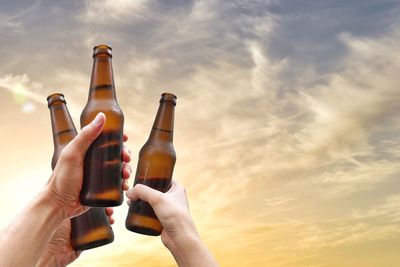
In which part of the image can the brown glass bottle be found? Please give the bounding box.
[126,93,177,236]
[48,93,114,251]
[80,45,124,207]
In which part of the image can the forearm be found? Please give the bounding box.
[170,234,218,267]
[36,254,58,267]
[168,219,218,267]
[0,185,65,267]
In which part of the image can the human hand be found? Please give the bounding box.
[46,113,131,219]
[36,208,115,267]
[126,181,199,252]
[126,181,218,267]
[38,124,131,267]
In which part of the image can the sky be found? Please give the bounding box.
[1,0,400,266]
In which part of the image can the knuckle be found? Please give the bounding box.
[59,148,77,162]
[149,191,164,206]
[80,126,94,141]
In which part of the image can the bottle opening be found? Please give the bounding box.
[93,44,112,58]
[93,44,112,50]
[161,92,177,99]
[47,93,66,107]
[160,92,177,105]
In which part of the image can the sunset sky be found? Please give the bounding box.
[1,0,400,266]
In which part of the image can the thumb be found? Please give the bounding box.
[69,112,106,157]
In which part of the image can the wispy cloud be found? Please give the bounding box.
[0,14,22,31]
[1,1,400,266]
[0,73,44,104]
[0,1,41,32]
[80,0,150,24]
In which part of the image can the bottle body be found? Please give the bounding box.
[70,208,114,250]
[47,93,114,251]
[126,93,177,236]
[126,142,176,235]
[49,93,78,170]
[80,45,124,207]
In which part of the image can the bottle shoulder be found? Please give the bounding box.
[140,141,176,157]
[83,99,123,112]
[81,101,124,124]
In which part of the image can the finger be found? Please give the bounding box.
[105,207,114,216]
[122,146,131,163]
[126,199,131,206]
[123,134,128,142]
[122,163,132,179]
[109,216,115,225]
[68,113,106,157]
[126,184,163,207]
[122,180,130,191]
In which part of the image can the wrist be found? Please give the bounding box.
[36,253,54,267]
[169,232,204,264]
[167,217,204,258]
[42,182,68,222]
[166,214,198,248]
[170,234,218,267]
[166,216,218,267]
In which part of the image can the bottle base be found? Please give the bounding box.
[80,198,123,207]
[72,236,114,251]
[126,224,161,236]
[125,213,162,236]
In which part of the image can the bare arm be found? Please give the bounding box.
[0,113,109,267]
[0,186,65,267]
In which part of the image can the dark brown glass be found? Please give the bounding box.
[80,45,124,207]
[126,93,177,236]
[47,93,114,251]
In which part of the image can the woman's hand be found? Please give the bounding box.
[126,181,218,267]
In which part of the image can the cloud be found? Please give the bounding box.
[80,0,150,24]
[1,1,400,267]
[0,1,41,32]
[0,14,22,31]
[350,194,400,223]
[0,73,45,105]
[297,194,400,251]
[286,29,400,196]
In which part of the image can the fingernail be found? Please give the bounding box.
[128,148,132,155]
[92,113,103,125]
[127,164,132,174]
[127,188,135,197]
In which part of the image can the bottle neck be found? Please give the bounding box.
[148,101,175,143]
[49,102,77,147]
[88,55,116,100]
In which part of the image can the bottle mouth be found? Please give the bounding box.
[160,92,177,105]
[161,92,177,99]
[47,93,66,107]
[93,44,112,57]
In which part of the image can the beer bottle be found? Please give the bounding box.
[48,93,114,250]
[80,44,124,207]
[126,93,177,236]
